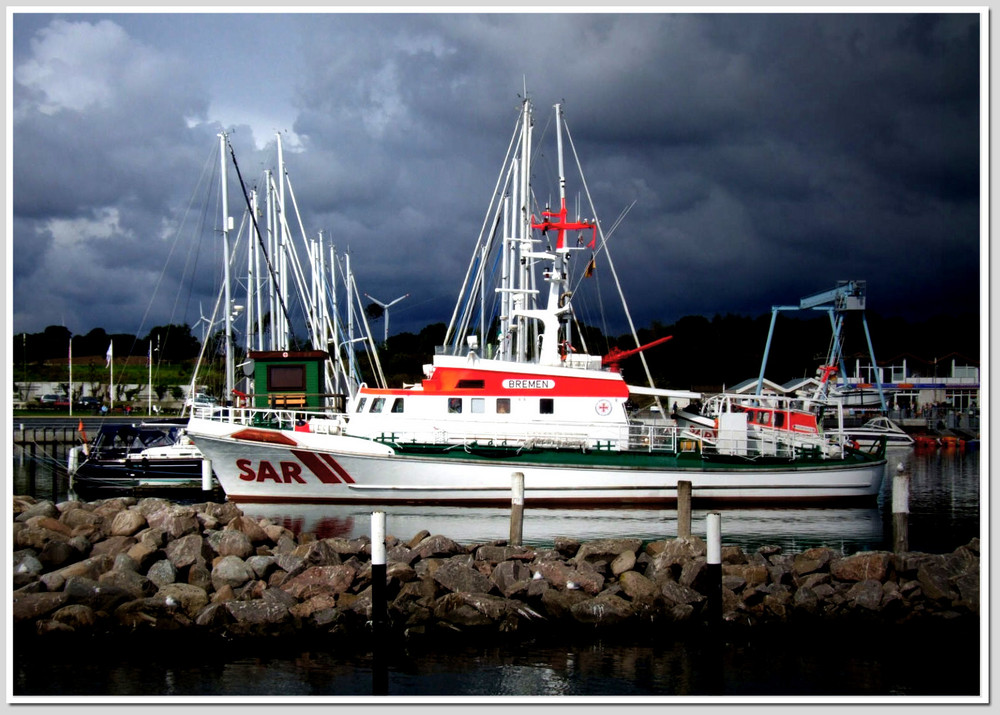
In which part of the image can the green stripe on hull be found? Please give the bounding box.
[378,440,885,472]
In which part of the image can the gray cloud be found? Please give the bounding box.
[11,11,981,345]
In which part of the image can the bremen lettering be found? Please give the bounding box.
[501,378,555,390]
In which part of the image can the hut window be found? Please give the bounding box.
[391,398,405,413]
[448,398,462,414]
[540,398,554,415]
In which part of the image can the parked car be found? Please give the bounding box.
[38,394,70,409]
[78,396,102,411]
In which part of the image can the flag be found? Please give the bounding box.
[105,341,113,368]
[585,255,596,278]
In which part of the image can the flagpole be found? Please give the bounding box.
[107,341,114,412]
[68,336,73,417]
[148,340,152,416]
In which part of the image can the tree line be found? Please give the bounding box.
[15,310,980,394]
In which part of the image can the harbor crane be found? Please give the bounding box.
[756,280,887,412]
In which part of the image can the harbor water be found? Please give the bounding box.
[10,442,983,700]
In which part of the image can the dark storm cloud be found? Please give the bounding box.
[10,11,982,343]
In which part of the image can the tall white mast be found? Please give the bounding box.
[218,132,234,400]
[346,250,355,389]
[246,188,257,353]
[277,134,290,349]
[265,169,277,350]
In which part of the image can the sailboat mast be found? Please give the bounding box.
[218,132,234,401]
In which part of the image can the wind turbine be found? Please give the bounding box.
[196,302,218,345]
[364,293,409,344]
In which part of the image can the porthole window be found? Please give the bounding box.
[540,398,554,415]
[448,397,463,414]
[496,398,511,414]
[471,398,485,414]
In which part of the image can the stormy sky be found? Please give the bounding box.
[9,11,983,347]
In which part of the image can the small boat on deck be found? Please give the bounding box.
[68,421,218,495]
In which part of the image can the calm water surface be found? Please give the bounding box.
[10,442,983,700]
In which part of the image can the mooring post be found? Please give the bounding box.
[677,480,692,539]
[201,459,214,493]
[893,464,910,553]
[371,510,388,695]
[706,512,722,628]
[510,471,525,546]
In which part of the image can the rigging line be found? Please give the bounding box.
[123,144,218,372]
[226,139,295,332]
[567,200,635,301]
[444,107,525,349]
[563,119,661,404]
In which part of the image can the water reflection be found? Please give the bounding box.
[238,501,886,555]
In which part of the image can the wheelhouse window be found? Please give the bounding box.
[448,397,462,414]
[456,379,486,389]
[471,397,485,414]
[267,365,306,391]
[540,398,554,415]
[355,398,367,413]
[496,398,511,414]
[370,397,386,413]
[391,398,404,413]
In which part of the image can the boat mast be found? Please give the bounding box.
[218,132,235,400]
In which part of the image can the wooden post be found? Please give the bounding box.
[706,512,722,628]
[370,511,388,695]
[509,472,525,546]
[677,480,692,538]
[893,464,910,553]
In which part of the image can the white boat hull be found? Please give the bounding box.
[188,418,886,505]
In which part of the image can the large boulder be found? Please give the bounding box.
[280,564,357,599]
[211,555,254,591]
[829,552,892,583]
[155,583,210,617]
[12,592,69,623]
[432,559,494,594]
[147,559,178,588]
[165,533,209,569]
[225,515,270,544]
[846,579,885,611]
[570,591,634,627]
[574,538,642,565]
[619,571,659,603]
[145,506,200,539]
[411,534,465,559]
[792,547,837,576]
[490,560,533,598]
[110,509,147,537]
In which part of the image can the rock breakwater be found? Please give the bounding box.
[12,495,979,643]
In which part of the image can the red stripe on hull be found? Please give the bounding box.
[232,429,299,446]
